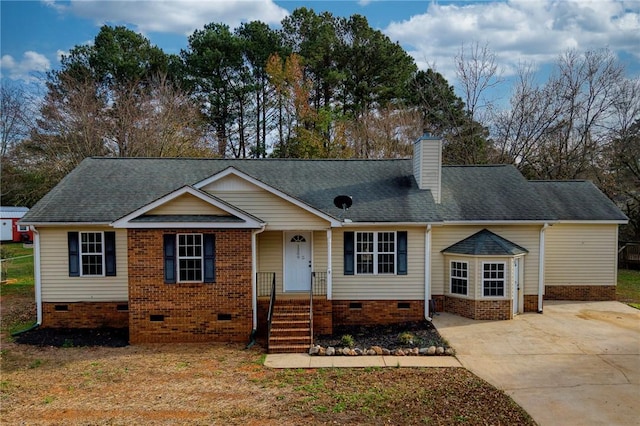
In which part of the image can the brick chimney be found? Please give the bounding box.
[413,132,442,203]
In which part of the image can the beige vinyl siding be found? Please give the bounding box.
[331,227,426,300]
[257,231,284,294]
[431,225,540,295]
[257,230,329,296]
[545,224,618,286]
[203,175,329,230]
[39,227,128,302]
[313,230,328,273]
[148,194,229,216]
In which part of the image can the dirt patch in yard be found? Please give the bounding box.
[1,287,534,425]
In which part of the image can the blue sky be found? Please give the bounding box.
[2,0,639,101]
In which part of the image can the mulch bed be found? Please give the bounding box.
[13,327,129,347]
[314,320,449,350]
[12,320,448,351]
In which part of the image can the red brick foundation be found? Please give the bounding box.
[332,300,425,327]
[524,295,539,312]
[444,296,512,320]
[430,295,445,313]
[128,229,253,344]
[42,302,129,328]
[544,285,616,301]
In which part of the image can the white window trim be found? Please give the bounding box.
[449,260,469,296]
[177,233,204,283]
[355,231,396,275]
[80,231,105,277]
[17,224,29,232]
[481,261,507,298]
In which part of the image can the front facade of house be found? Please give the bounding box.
[21,135,627,344]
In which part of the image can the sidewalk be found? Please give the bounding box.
[264,353,462,369]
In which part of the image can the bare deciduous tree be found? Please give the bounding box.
[1,84,37,157]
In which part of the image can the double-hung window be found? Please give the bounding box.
[344,231,407,276]
[483,262,506,297]
[164,233,216,284]
[356,231,395,274]
[81,232,104,276]
[178,233,203,282]
[67,231,116,277]
[450,261,468,295]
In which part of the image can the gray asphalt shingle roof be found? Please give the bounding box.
[530,180,628,221]
[21,157,627,225]
[441,229,529,256]
[438,165,551,221]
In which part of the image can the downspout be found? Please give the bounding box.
[326,228,332,300]
[538,223,549,313]
[247,225,266,348]
[424,224,432,321]
[32,226,42,325]
[11,226,41,336]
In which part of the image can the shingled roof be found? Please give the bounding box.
[529,180,628,221]
[21,157,627,225]
[442,229,529,256]
[21,157,437,224]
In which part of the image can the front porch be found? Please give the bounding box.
[256,271,332,353]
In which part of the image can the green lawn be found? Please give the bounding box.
[0,242,34,295]
[617,269,640,309]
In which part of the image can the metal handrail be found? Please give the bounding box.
[309,272,314,346]
[266,273,276,349]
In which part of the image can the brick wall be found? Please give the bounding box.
[332,300,425,326]
[42,302,129,328]
[430,295,445,314]
[545,285,616,301]
[128,229,253,343]
[444,296,512,320]
[524,295,539,312]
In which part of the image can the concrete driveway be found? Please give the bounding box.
[433,301,640,426]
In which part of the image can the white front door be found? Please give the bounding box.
[513,258,520,315]
[284,232,311,292]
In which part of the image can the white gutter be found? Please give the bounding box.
[326,229,332,300]
[251,225,266,330]
[31,226,42,325]
[538,223,549,313]
[424,224,432,321]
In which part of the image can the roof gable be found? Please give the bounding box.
[195,167,342,227]
[111,186,264,229]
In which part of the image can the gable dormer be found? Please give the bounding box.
[413,132,442,203]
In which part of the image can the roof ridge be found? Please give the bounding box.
[442,164,511,168]
[529,179,589,183]
[86,157,412,162]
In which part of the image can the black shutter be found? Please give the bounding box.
[68,232,80,277]
[203,234,216,283]
[397,231,408,275]
[164,234,176,284]
[344,231,354,275]
[105,231,116,276]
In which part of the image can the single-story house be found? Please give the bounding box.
[20,135,628,351]
[1,206,32,243]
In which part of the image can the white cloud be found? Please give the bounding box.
[52,0,289,35]
[0,51,51,82]
[384,0,640,82]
